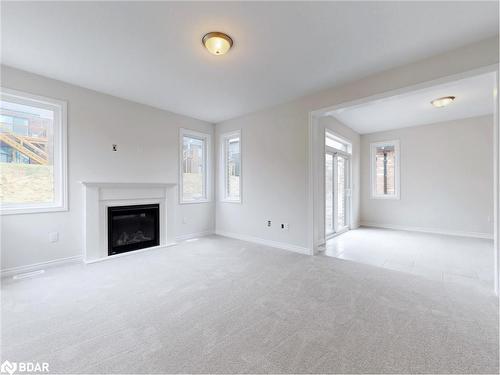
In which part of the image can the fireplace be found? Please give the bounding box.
[107,204,160,256]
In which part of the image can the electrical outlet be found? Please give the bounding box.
[267,220,272,228]
[112,144,118,151]
[281,223,289,231]
[49,232,59,243]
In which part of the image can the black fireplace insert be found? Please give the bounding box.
[107,204,160,256]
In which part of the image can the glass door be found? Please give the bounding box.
[325,152,334,236]
[325,151,351,237]
[334,154,350,233]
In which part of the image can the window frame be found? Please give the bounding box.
[325,130,352,155]
[370,139,400,200]
[220,130,242,203]
[0,87,68,215]
[179,128,211,204]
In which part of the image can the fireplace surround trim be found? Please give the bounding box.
[81,182,177,263]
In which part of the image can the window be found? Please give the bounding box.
[220,130,241,202]
[370,140,400,199]
[180,128,211,203]
[0,88,67,214]
[326,131,352,154]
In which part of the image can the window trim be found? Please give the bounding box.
[325,130,352,155]
[179,128,212,204]
[220,130,242,203]
[370,139,400,200]
[0,87,68,215]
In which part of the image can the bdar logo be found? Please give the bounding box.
[0,361,17,375]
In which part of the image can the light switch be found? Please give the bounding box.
[49,232,59,243]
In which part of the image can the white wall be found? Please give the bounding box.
[214,36,498,251]
[360,115,494,237]
[1,65,215,271]
[215,103,309,251]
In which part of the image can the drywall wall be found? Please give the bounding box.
[1,65,214,271]
[215,103,309,251]
[360,115,494,237]
[215,36,498,251]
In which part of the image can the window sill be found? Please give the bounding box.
[179,199,212,205]
[0,204,68,216]
[370,195,400,200]
[220,199,242,204]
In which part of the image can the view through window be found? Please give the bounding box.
[0,91,61,209]
[223,131,241,201]
[375,145,395,195]
[181,131,207,202]
[371,140,399,198]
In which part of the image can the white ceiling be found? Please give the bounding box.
[331,72,496,134]
[1,2,498,123]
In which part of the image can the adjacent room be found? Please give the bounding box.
[1,1,499,374]
[321,72,496,291]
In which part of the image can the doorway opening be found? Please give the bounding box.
[308,65,499,294]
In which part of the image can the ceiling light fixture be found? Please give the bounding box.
[202,32,233,56]
[431,96,456,108]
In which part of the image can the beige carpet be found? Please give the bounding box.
[2,235,498,374]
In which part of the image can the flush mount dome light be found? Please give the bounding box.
[431,96,456,108]
[202,32,233,55]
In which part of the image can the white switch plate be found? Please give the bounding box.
[49,232,59,243]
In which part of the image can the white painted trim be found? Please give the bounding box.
[307,112,319,255]
[325,130,352,154]
[360,222,493,240]
[215,230,312,255]
[0,87,68,215]
[494,69,500,295]
[1,255,82,278]
[81,182,176,262]
[179,128,212,204]
[318,64,500,117]
[176,230,214,242]
[370,139,400,200]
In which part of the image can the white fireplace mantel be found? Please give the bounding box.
[81,181,177,263]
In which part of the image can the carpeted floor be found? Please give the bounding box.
[1,235,498,374]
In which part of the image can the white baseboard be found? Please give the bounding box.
[1,255,83,278]
[359,222,494,240]
[176,230,214,242]
[215,230,312,255]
